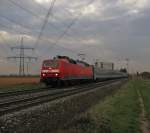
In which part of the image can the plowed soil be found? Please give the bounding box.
[0,77,40,86]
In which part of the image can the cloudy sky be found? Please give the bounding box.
[0,0,150,74]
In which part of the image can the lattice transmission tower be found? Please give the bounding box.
[7,37,37,76]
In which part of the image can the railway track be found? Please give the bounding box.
[0,79,123,116]
[0,87,49,98]
[0,85,75,98]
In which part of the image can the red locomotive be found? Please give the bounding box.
[40,56,93,86]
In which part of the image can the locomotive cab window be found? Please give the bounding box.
[43,60,59,68]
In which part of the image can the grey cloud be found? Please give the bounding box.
[0,0,150,74]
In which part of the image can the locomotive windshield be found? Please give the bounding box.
[43,60,59,68]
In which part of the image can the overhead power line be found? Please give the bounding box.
[52,18,79,46]
[0,22,30,35]
[7,0,59,29]
[0,0,96,58]
[32,0,95,52]
[34,0,57,48]
[0,14,32,34]
[34,0,96,49]
[0,0,59,40]
[7,0,39,18]
[48,0,96,50]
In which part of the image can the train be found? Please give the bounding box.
[40,56,128,86]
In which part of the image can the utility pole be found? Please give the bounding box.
[7,37,37,76]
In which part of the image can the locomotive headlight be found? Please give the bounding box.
[55,73,58,76]
[42,73,46,77]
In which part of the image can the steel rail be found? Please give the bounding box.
[0,87,49,98]
[0,79,123,116]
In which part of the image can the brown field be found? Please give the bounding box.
[0,77,40,86]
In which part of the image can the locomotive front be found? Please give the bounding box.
[40,59,61,85]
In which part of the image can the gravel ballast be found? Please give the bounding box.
[0,81,125,133]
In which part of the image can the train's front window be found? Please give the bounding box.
[43,60,59,68]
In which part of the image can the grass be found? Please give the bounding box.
[59,81,141,133]
[0,83,45,93]
[133,80,150,121]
